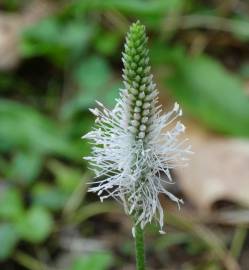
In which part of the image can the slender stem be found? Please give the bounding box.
[135,225,145,270]
[230,225,247,259]
[14,251,51,270]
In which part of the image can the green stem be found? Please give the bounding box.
[135,225,145,270]
[230,225,247,259]
[14,251,51,270]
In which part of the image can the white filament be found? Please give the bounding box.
[83,89,192,233]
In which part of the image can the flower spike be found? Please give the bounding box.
[83,21,191,233]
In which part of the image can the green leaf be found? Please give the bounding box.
[48,160,83,193]
[0,100,77,159]
[75,56,111,91]
[0,224,19,261]
[62,56,117,118]
[8,151,43,185]
[69,252,113,270]
[0,188,24,221]
[155,232,190,251]
[230,18,249,41]
[71,0,183,16]
[166,54,249,136]
[21,18,94,64]
[239,62,249,79]
[17,206,54,243]
[31,183,68,211]
[104,82,122,108]
[94,32,121,56]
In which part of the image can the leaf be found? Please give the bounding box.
[17,206,54,243]
[155,232,190,251]
[166,54,249,137]
[8,151,43,185]
[72,202,117,225]
[0,100,77,158]
[31,183,68,211]
[1,0,23,11]
[239,62,249,79]
[230,19,249,41]
[176,125,249,210]
[69,252,113,270]
[0,224,19,261]
[75,56,111,93]
[94,32,121,56]
[48,160,83,193]
[71,0,183,16]
[62,56,118,118]
[0,188,24,221]
[21,18,94,64]
[66,116,93,158]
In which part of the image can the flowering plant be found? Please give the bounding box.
[83,21,191,269]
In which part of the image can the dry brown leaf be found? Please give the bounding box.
[175,124,249,211]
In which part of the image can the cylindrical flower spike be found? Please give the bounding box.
[83,21,192,234]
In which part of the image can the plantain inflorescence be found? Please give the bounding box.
[83,21,192,234]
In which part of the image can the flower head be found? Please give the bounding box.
[83,21,191,233]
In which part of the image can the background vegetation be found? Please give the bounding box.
[0,0,249,269]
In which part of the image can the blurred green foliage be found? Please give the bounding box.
[156,48,249,136]
[69,252,113,270]
[0,0,249,269]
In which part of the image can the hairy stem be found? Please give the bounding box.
[135,225,145,270]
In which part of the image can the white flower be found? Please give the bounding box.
[83,21,191,233]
